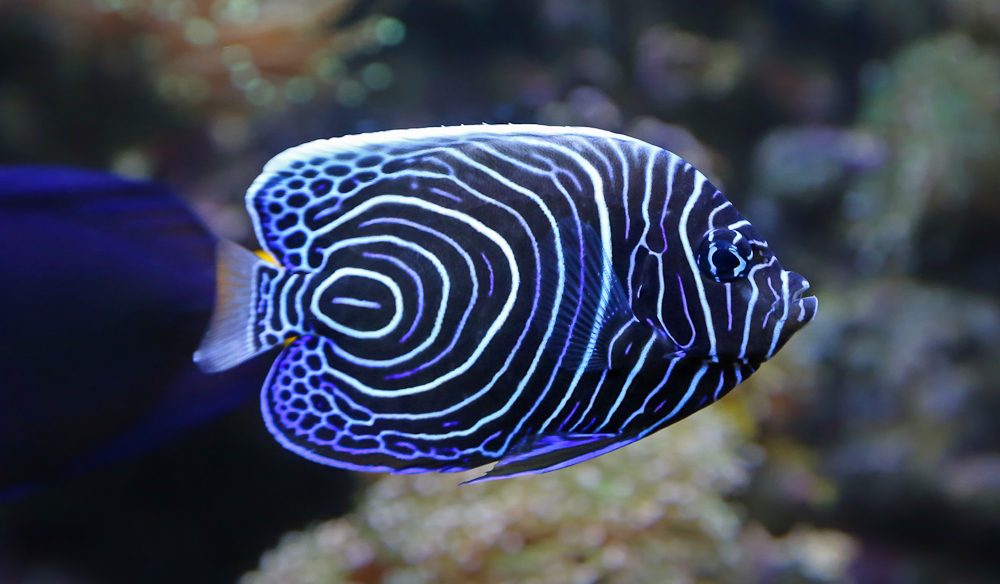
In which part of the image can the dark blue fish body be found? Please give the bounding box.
[196,125,817,481]
[0,166,262,496]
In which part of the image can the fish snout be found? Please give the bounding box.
[787,271,818,327]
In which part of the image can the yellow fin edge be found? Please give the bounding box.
[254,249,280,266]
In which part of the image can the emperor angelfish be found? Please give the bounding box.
[194,125,818,483]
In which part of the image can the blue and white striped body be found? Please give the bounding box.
[196,125,817,481]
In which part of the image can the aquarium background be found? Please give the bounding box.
[1,0,998,582]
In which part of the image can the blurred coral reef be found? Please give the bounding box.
[22,0,404,114]
[243,405,856,584]
[0,0,998,582]
[849,34,1000,273]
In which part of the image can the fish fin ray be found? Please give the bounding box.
[194,240,276,372]
[463,432,637,484]
[538,221,634,371]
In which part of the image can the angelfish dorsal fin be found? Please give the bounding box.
[464,432,638,484]
[538,221,635,371]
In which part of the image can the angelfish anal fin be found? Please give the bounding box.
[463,432,638,484]
[538,220,640,372]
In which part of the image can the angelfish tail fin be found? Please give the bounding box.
[194,240,281,373]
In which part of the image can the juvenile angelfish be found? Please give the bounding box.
[195,125,817,482]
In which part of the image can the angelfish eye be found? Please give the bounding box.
[696,229,755,283]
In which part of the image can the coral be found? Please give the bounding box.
[633,25,744,108]
[25,0,404,113]
[795,280,999,476]
[945,0,1000,38]
[751,126,885,203]
[749,34,1000,289]
[243,403,857,584]
[745,279,1000,577]
[846,34,1000,272]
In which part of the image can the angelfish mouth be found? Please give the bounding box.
[784,274,818,328]
[762,282,818,360]
[790,278,819,324]
[794,294,819,324]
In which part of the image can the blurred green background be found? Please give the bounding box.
[1,0,998,582]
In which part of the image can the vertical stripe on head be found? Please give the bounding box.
[678,170,717,357]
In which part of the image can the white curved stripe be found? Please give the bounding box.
[365,169,540,431]
[640,363,709,437]
[568,367,611,433]
[358,216,480,376]
[766,270,792,358]
[294,271,309,328]
[469,143,590,378]
[678,170,717,356]
[738,256,777,358]
[625,148,660,303]
[712,369,727,400]
[571,135,615,180]
[650,251,668,331]
[277,272,301,329]
[620,357,680,430]
[311,267,403,338]
[498,136,617,451]
[331,297,382,309]
[449,144,590,445]
[381,137,608,443]
[316,235,448,368]
[448,146,565,348]
[707,200,732,227]
[604,320,634,368]
[596,334,657,431]
[306,196,520,399]
[611,142,631,239]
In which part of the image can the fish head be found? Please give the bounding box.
[690,225,818,365]
[637,187,818,366]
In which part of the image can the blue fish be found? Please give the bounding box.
[195,125,818,482]
[0,166,262,496]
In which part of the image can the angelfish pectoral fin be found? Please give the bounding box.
[537,220,637,372]
[463,432,639,484]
